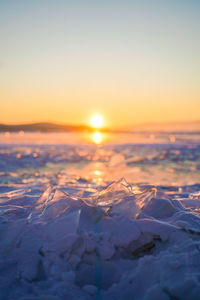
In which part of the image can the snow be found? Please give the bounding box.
[0,136,200,299]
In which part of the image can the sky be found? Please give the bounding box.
[0,0,200,128]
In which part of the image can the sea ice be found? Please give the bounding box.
[0,141,200,299]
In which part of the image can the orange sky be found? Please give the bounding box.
[1,1,200,128]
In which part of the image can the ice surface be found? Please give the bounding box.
[0,138,200,299]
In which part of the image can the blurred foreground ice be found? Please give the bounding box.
[0,139,200,299]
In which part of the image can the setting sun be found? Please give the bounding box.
[90,114,104,129]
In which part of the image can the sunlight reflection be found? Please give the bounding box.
[169,135,176,143]
[92,131,103,144]
[93,163,104,185]
[93,170,102,176]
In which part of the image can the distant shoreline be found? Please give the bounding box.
[0,121,200,134]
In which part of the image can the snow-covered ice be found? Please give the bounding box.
[0,133,200,299]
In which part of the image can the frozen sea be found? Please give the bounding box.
[0,131,200,300]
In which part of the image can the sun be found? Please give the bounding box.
[90,114,104,129]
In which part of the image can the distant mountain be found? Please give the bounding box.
[1,120,200,133]
[0,122,92,132]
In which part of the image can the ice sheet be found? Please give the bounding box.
[0,135,200,299]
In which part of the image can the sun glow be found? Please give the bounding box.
[90,114,104,129]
